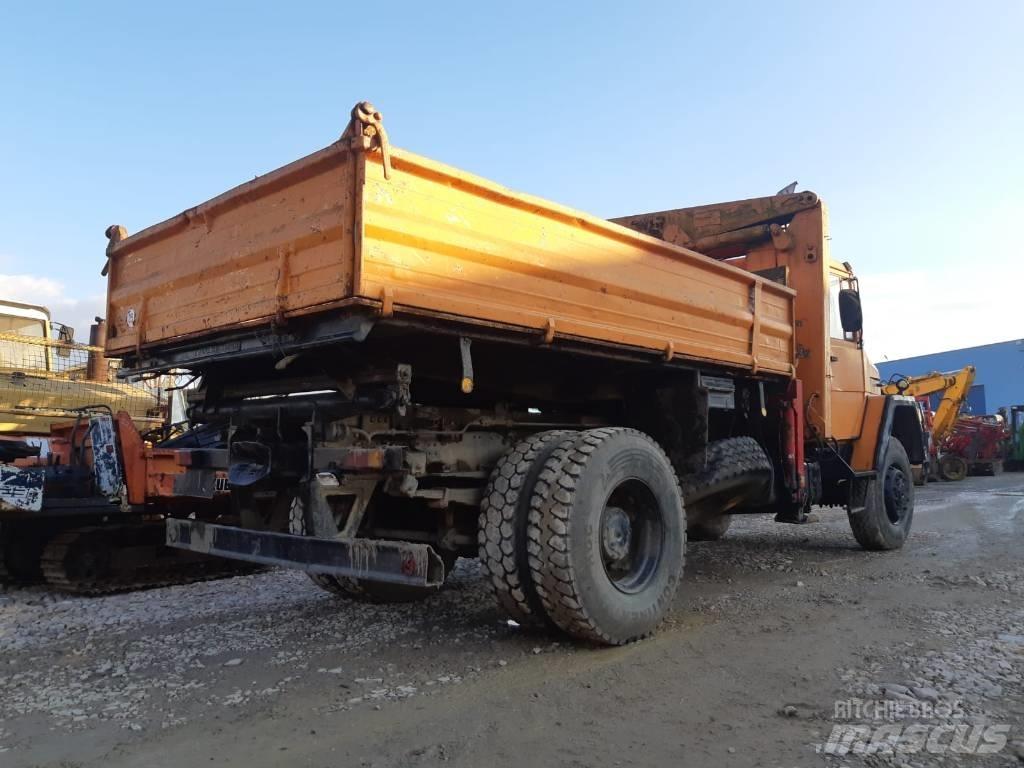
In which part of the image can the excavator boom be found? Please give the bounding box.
[881,366,976,442]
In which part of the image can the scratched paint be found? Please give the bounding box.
[90,415,123,498]
[0,465,44,512]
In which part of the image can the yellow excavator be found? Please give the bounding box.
[881,366,976,483]
[0,299,161,434]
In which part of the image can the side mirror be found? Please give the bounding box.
[838,289,863,334]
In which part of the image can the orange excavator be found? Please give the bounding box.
[0,300,244,591]
[881,366,976,482]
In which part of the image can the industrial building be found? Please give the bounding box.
[877,339,1024,416]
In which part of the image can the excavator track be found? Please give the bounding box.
[40,522,258,595]
[0,521,49,585]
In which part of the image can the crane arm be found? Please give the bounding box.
[881,366,976,442]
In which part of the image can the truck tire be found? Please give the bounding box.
[681,436,773,541]
[478,430,576,625]
[527,428,685,645]
[939,454,968,482]
[309,551,458,604]
[848,437,914,551]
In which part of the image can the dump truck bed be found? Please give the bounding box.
[105,112,795,376]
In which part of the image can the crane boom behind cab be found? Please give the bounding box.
[613,193,925,497]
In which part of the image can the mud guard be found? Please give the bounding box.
[850,395,925,474]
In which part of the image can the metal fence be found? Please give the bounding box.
[0,330,118,380]
[0,332,163,433]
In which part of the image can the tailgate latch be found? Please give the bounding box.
[343,101,392,180]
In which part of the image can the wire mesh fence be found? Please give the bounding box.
[0,332,164,433]
[0,330,117,380]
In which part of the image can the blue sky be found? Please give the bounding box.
[1,1,1021,360]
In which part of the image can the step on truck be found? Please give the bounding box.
[101,102,924,644]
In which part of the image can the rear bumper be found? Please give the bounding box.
[165,519,445,588]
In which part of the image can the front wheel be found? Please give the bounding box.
[848,437,914,551]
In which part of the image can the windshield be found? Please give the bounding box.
[0,313,49,370]
[0,314,46,337]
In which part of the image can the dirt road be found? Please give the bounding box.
[3,475,1022,767]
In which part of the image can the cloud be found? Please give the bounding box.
[860,264,1024,362]
[0,273,105,343]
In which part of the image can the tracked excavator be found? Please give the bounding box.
[881,366,976,482]
[0,301,247,592]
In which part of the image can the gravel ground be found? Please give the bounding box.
[2,474,1022,767]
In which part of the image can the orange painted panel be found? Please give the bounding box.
[106,145,357,354]
[357,149,794,374]
[107,133,795,377]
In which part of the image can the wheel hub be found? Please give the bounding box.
[601,506,632,564]
[883,465,910,524]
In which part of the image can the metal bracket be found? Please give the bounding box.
[543,318,556,344]
[274,245,293,327]
[342,101,393,180]
[459,337,474,393]
[380,286,394,317]
[769,223,793,251]
[102,224,127,277]
[395,364,412,416]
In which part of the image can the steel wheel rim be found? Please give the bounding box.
[883,464,910,525]
[599,478,664,594]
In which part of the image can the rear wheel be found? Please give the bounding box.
[478,430,576,624]
[527,428,685,645]
[681,436,772,541]
[848,437,914,551]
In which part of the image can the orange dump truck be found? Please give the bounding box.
[102,102,923,644]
